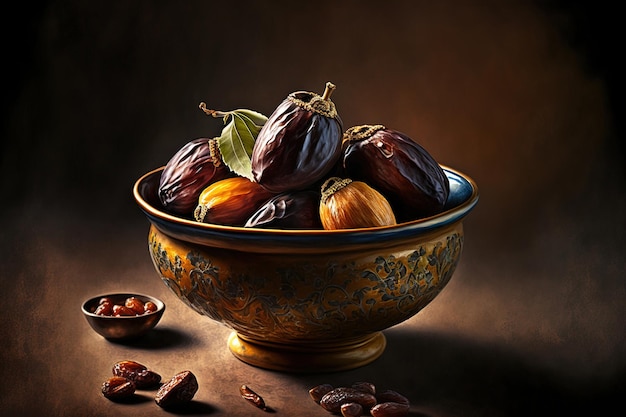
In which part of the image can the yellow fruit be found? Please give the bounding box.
[319,177,396,230]
[194,177,274,226]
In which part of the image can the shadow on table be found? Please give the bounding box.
[107,326,195,350]
[294,328,625,417]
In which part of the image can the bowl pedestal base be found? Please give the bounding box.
[227,331,386,373]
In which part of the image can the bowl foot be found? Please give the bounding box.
[227,331,386,373]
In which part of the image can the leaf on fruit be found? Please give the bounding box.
[217,109,267,180]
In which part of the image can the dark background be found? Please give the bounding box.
[1,1,624,416]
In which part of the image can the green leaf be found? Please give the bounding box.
[217,109,267,180]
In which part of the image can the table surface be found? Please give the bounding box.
[2,1,625,416]
[1,183,624,416]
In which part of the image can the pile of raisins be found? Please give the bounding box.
[93,296,158,316]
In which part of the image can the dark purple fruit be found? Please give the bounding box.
[158,137,233,215]
[342,125,449,222]
[244,190,322,229]
[251,82,343,193]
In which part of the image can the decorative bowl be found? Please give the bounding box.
[81,293,165,340]
[133,166,478,372]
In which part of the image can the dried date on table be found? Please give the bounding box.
[155,370,198,408]
[112,360,161,389]
[309,383,334,403]
[370,401,411,417]
[101,376,136,400]
[319,387,377,413]
[239,384,270,411]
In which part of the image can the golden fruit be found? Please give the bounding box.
[319,177,396,230]
[194,177,274,226]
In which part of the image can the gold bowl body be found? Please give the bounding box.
[133,166,478,372]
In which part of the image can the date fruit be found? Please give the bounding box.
[102,376,136,400]
[342,124,450,222]
[112,360,161,389]
[159,137,233,215]
[194,176,275,226]
[310,381,411,416]
[94,296,158,317]
[352,381,376,395]
[251,82,343,193]
[94,298,113,315]
[370,401,410,417]
[244,190,322,229]
[320,387,377,413]
[112,304,135,316]
[341,402,364,417]
[124,297,145,314]
[239,384,267,410]
[309,383,334,403]
[143,301,158,313]
[376,389,410,406]
[319,177,396,230]
[155,370,198,408]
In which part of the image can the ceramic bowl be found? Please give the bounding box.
[81,293,165,340]
[133,166,478,372]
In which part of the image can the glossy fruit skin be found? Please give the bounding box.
[251,90,343,193]
[193,176,275,226]
[155,370,198,408]
[158,138,233,216]
[319,177,396,230]
[112,360,161,389]
[244,190,322,229]
[342,125,449,222]
[101,376,136,400]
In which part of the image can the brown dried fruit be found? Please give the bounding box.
[244,190,322,229]
[342,124,450,222]
[144,301,158,313]
[239,384,267,410]
[112,360,161,389]
[155,370,198,408]
[376,389,410,406]
[341,402,364,417]
[352,381,376,395]
[94,298,158,317]
[319,177,397,230]
[319,387,377,413]
[112,360,146,376]
[194,176,274,226]
[112,305,135,316]
[124,297,145,314]
[370,401,410,417]
[134,369,161,389]
[159,137,233,215]
[101,376,136,400]
[309,383,334,403]
[94,302,112,316]
[251,82,343,193]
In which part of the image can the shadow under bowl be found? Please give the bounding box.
[81,293,165,340]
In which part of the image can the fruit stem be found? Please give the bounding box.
[199,102,229,118]
[321,82,336,101]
